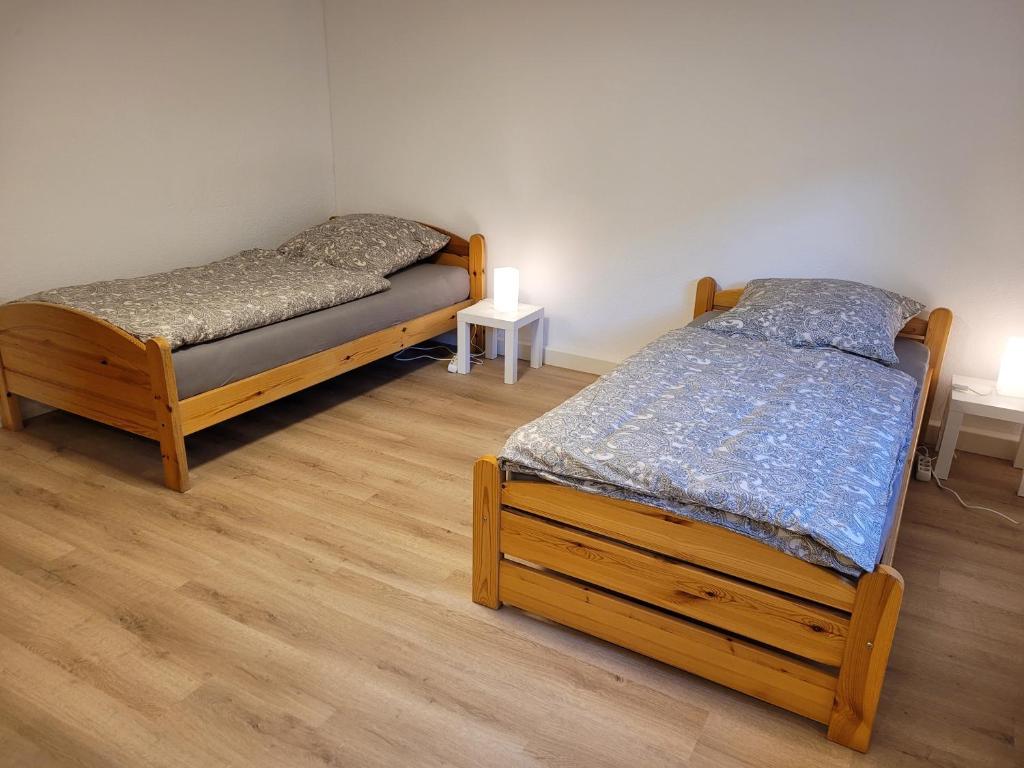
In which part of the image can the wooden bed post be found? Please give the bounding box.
[469,234,487,350]
[472,455,502,608]
[145,338,190,492]
[0,350,24,431]
[469,234,486,302]
[694,276,718,318]
[828,564,904,752]
[920,307,953,443]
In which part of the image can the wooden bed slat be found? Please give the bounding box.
[0,328,151,386]
[500,509,850,666]
[2,344,154,412]
[431,252,469,270]
[179,299,473,434]
[710,287,745,310]
[501,480,858,611]
[499,561,838,724]
[4,369,157,438]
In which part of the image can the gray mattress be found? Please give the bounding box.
[173,262,469,399]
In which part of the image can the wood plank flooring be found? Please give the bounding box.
[0,355,1021,767]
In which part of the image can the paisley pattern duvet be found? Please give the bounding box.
[500,326,920,574]
[23,249,390,350]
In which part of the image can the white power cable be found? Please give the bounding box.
[393,342,485,366]
[916,447,1020,525]
[950,383,994,397]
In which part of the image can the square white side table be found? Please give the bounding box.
[935,374,1024,496]
[456,300,544,384]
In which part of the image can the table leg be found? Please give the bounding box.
[1016,427,1024,496]
[485,327,497,359]
[456,320,471,374]
[934,406,963,480]
[504,326,519,384]
[530,318,544,369]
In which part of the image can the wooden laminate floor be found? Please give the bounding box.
[0,355,1021,768]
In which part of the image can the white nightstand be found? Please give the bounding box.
[935,374,1024,496]
[456,300,544,384]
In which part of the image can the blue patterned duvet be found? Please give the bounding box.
[500,327,920,574]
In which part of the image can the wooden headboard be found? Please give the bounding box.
[693,276,953,436]
[420,223,486,303]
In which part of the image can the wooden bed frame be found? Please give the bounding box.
[472,277,952,752]
[0,225,485,492]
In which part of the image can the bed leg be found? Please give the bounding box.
[694,276,718,317]
[0,354,24,431]
[472,455,502,609]
[145,338,190,492]
[828,565,904,752]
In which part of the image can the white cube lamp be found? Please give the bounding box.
[996,336,1024,398]
[493,267,520,313]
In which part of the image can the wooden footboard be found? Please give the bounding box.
[0,302,190,491]
[472,456,904,752]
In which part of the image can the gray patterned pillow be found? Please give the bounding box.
[702,278,924,365]
[278,214,450,276]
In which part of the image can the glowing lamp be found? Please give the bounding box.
[996,336,1024,398]
[493,267,520,313]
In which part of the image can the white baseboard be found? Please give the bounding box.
[539,347,618,376]
[483,336,620,376]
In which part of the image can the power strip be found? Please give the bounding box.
[915,452,932,482]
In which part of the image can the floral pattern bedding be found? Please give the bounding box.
[500,326,920,574]
[278,214,450,275]
[22,249,390,350]
[702,278,923,365]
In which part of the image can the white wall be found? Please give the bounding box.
[324,0,1024,439]
[3,1,1021,448]
[0,0,336,301]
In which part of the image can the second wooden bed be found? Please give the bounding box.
[472,277,952,752]
[0,225,485,492]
